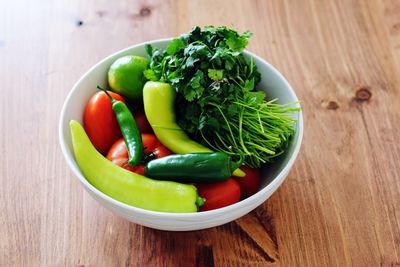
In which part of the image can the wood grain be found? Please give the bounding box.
[1,0,399,266]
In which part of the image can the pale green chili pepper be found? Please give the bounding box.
[70,120,203,212]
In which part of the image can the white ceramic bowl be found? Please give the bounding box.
[59,39,303,231]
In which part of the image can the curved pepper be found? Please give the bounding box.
[98,86,143,166]
[143,81,245,177]
[70,120,203,213]
[144,152,243,183]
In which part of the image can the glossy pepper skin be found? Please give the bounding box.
[144,152,243,183]
[98,86,143,166]
[70,120,203,213]
[143,81,245,177]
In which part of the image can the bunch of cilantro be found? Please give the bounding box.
[144,26,299,168]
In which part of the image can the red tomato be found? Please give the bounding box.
[106,138,145,175]
[141,133,172,158]
[83,91,125,155]
[106,134,172,175]
[196,179,241,211]
[134,109,153,133]
[234,166,261,198]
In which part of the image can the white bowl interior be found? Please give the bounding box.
[59,39,303,231]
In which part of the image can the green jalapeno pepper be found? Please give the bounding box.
[70,120,204,212]
[144,152,243,183]
[143,81,245,177]
[98,86,143,166]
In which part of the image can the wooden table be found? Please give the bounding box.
[1,0,399,266]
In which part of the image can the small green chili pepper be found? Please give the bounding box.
[144,152,243,183]
[97,86,143,166]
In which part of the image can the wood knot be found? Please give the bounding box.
[321,100,339,110]
[139,7,151,17]
[355,87,372,102]
[392,23,400,34]
[131,7,152,19]
[326,101,339,110]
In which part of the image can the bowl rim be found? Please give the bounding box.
[59,38,304,218]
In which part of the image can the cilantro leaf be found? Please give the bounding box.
[226,36,248,52]
[190,70,204,89]
[248,91,266,103]
[208,69,224,81]
[166,39,185,55]
[143,69,158,81]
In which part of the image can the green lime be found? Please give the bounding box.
[108,55,149,102]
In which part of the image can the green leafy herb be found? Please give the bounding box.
[145,26,300,168]
[166,39,186,55]
[208,69,224,81]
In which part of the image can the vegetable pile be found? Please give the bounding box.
[71,26,299,213]
[144,26,299,168]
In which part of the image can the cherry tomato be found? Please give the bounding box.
[134,109,153,133]
[83,91,126,155]
[234,166,261,198]
[106,134,172,175]
[196,179,241,211]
